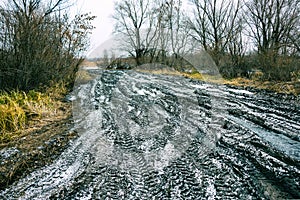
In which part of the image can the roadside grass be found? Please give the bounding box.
[182,72,204,80]
[0,82,77,190]
[184,73,300,95]
[0,108,76,190]
[135,68,183,76]
[75,69,97,85]
[222,77,300,95]
[0,83,69,144]
[143,69,300,96]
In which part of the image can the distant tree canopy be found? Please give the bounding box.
[0,0,95,91]
[113,0,192,66]
[112,0,300,81]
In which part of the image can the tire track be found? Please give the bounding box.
[1,70,299,199]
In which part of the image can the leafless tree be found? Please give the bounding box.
[101,49,109,66]
[244,0,299,80]
[188,0,241,66]
[288,25,300,54]
[228,18,246,63]
[113,0,195,69]
[159,0,193,67]
[113,0,160,65]
[244,0,299,56]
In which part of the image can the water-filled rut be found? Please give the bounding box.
[1,70,299,199]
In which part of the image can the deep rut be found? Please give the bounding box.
[1,70,299,199]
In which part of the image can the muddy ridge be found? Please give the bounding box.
[1,70,299,199]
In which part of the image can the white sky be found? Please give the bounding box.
[72,0,115,54]
[71,0,195,56]
[72,0,192,57]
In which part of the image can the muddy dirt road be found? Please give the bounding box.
[1,70,299,199]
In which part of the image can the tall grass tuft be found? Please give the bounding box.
[0,90,53,142]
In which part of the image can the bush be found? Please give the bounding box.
[218,54,250,79]
[0,1,95,91]
[219,53,300,82]
[257,53,300,81]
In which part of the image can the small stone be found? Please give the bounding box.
[37,146,45,150]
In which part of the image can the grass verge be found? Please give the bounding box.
[183,72,300,96]
[0,82,78,190]
[0,90,51,142]
[223,77,300,96]
[0,83,69,143]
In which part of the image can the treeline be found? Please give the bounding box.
[0,0,95,91]
[112,0,300,81]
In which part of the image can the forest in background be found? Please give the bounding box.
[108,0,300,82]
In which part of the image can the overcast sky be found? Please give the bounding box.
[73,0,115,54]
[72,0,193,57]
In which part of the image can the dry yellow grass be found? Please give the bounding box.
[0,83,70,143]
[223,77,300,95]
[80,59,97,67]
[0,105,75,189]
[182,72,204,80]
[136,69,183,76]
[175,71,299,95]
[75,70,96,84]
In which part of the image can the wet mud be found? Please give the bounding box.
[1,70,299,199]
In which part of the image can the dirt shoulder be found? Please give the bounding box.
[0,101,78,190]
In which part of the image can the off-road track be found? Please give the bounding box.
[1,70,299,199]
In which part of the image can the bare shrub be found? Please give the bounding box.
[0,0,95,91]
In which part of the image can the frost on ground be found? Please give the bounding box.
[1,70,299,199]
